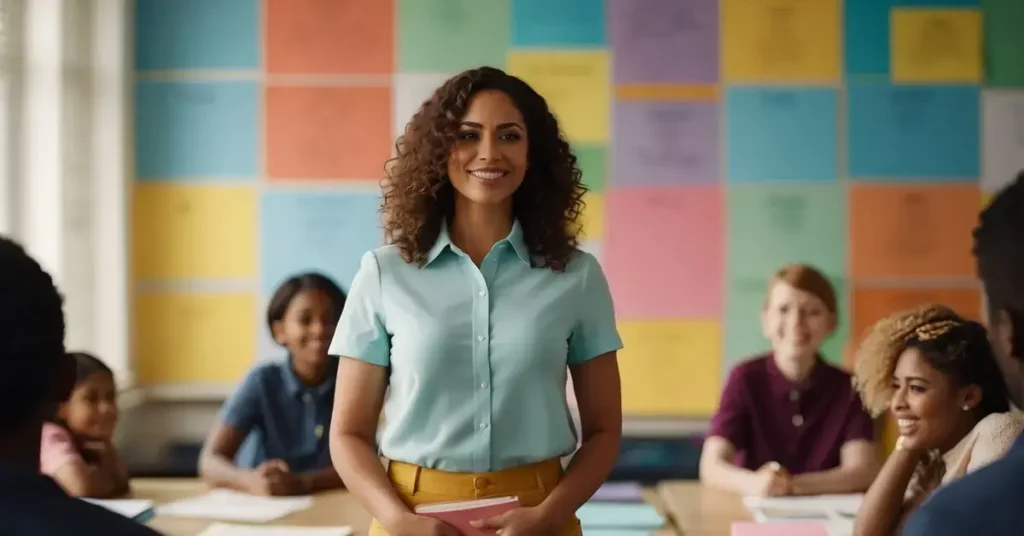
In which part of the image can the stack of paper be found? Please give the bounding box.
[742,494,862,522]
[576,502,665,531]
[82,498,155,522]
[198,524,352,536]
[156,489,314,523]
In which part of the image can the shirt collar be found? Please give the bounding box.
[425,219,531,267]
[281,355,339,399]
[765,353,827,397]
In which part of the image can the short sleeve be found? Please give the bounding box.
[567,253,623,365]
[220,368,265,433]
[329,251,391,367]
[40,423,83,475]
[707,367,750,448]
[842,393,877,443]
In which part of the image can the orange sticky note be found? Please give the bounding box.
[850,184,979,278]
[266,86,392,180]
[265,0,394,74]
[618,320,721,416]
[135,292,257,384]
[851,287,981,349]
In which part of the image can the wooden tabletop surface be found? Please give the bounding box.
[130,479,691,535]
[657,481,752,536]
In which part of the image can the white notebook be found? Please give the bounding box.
[156,489,313,523]
[198,524,353,536]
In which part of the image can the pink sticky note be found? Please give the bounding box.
[604,186,723,318]
[731,522,828,536]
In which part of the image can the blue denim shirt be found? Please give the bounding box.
[221,357,338,472]
[902,434,1024,535]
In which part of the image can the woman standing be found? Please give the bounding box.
[328,67,622,536]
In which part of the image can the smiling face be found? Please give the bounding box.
[272,289,338,373]
[761,281,835,366]
[890,346,981,451]
[446,89,529,209]
[58,372,118,441]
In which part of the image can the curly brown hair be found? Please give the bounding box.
[382,66,586,271]
[851,304,1010,417]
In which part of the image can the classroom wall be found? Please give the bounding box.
[132,0,1024,418]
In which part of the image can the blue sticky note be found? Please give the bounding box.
[848,84,979,179]
[511,0,606,46]
[845,0,981,76]
[135,0,259,70]
[576,502,665,529]
[134,80,259,179]
[260,190,383,296]
[726,88,838,182]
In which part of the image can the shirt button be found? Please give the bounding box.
[480,422,489,429]
[789,390,799,402]
[793,414,804,427]
[477,335,487,342]
[303,393,312,404]
[478,290,487,297]
[481,382,488,389]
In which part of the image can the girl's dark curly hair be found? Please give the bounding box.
[852,304,1010,418]
[383,66,586,271]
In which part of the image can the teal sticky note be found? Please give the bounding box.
[576,502,665,529]
[512,0,606,46]
[134,80,259,179]
[847,84,979,179]
[398,0,509,71]
[726,88,838,182]
[576,145,607,193]
[135,0,259,70]
[725,276,850,373]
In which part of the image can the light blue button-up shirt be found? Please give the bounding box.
[329,220,622,473]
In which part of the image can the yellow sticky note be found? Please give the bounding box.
[722,0,840,83]
[133,184,257,279]
[507,51,610,143]
[618,320,721,416]
[891,9,982,83]
[135,292,256,383]
[579,193,605,239]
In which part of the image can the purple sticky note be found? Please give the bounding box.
[609,0,719,84]
[592,481,645,502]
[612,100,719,185]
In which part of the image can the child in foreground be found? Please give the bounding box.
[40,352,130,498]
[199,272,347,496]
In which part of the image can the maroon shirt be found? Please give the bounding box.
[709,354,876,474]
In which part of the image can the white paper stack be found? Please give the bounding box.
[156,489,314,523]
[741,494,861,535]
[82,498,155,520]
[197,523,353,536]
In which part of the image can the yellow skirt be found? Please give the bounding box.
[368,458,583,536]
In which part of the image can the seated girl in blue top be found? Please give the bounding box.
[199,273,347,496]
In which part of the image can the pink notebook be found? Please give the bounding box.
[732,521,828,536]
[414,496,520,535]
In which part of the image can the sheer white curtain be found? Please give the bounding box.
[0,0,132,389]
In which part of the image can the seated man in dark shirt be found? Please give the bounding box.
[0,236,160,535]
[902,173,1024,535]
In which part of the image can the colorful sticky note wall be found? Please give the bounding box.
[133,0,1012,418]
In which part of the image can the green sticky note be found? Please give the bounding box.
[575,145,607,193]
[398,0,510,72]
[727,184,847,282]
[724,276,850,373]
[984,0,1024,87]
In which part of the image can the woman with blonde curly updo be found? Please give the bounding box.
[851,304,1022,536]
[328,67,622,536]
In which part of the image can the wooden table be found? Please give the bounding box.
[131,479,371,535]
[132,479,681,535]
[657,481,751,536]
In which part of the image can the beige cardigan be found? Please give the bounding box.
[905,411,1023,505]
